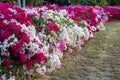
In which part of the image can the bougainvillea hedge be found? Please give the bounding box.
[0,3,119,80]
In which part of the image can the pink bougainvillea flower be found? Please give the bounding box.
[56,63,62,68]
[3,60,13,68]
[11,40,24,56]
[47,22,60,34]
[49,44,55,51]
[0,30,12,42]
[39,43,44,48]
[18,32,30,44]
[45,4,57,10]
[8,22,21,35]
[70,16,81,21]
[19,53,27,63]
[33,53,47,63]
[26,53,47,69]
[37,26,43,32]
[26,59,35,69]
[58,39,67,51]
[1,74,6,80]
[1,52,10,57]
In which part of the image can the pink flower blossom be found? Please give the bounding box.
[8,22,21,35]
[0,30,12,42]
[49,44,55,51]
[58,40,67,51]
[33,53,47,63]
[3,60,13,68]
[11,40,24,56]
[47,22,60,34]
[1,74,6,80]
[26,59,35,69]
[18,32,30,44]
[19,53,27,63]
[57,63,62,68]
[8,76,15,80]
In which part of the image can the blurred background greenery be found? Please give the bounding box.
[0,0,16,4]
[71,0,120,6]
[26,0,44,6]
[0,0,120,6]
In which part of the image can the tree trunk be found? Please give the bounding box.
[17,0,21,7]
[23,0,25,7]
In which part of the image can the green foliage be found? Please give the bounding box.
[26,0,44,6]
[109,0,120,5]
[0,0,120,6]
[0,61,25,80]
[71,0,109,6]
[70,0,120,6]
[0,0,16,4]
[55,0,69,6]
[32,17,46,27]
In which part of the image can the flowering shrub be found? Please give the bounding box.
[103,6,120,20]
[0,3,108,79]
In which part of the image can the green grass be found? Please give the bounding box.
[39,21,120,80]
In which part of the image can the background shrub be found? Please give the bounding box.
[0,0,120,7]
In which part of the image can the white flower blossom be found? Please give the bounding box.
[36,65,46,74]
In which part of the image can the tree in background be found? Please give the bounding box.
[0,0,120,6]
[0,0,44,6]
[26,0,44,6]
[71,0,109,6]
[44,0,70,6]
[71,0,120,6]
[0,0,16,4]
[109,0,120,5]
